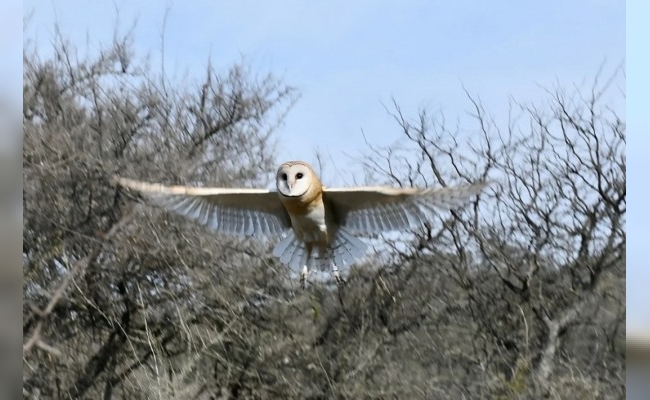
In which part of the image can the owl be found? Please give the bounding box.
[113,161,486,287]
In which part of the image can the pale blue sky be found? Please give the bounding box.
[21,1,639,327]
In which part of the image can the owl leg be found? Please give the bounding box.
[331,261,345,286]
[300,246,313,289]
[330,260,346,309]
[300,265,309,289]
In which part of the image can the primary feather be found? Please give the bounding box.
[323,182,487,235]
[113,177,291,237]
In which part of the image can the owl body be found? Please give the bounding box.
[114,160,487,286]
[274,162,351,276]
[285,203,329,244]
[276,161,330,249]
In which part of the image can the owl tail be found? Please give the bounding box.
[273,233,308,271]
[328,228,368,270]
[272,228,368,272]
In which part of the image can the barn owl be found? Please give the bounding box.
[113,161,486,287]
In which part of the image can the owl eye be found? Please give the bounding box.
[281,173,288,181]
[296,173,304,179]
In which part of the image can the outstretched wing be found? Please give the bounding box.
[324,182,487,235]
[114,177,292,237]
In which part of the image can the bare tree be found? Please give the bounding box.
[23,26,300,399]
[356,66,625,398]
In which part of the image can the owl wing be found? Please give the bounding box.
[323,182,487,235]
[113,177,292,237]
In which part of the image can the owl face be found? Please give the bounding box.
[276,162,313,197]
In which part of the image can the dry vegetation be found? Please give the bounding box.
[23,30,625,399]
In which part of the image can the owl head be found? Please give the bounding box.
[276,161,316,197]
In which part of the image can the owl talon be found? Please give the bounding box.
[332,266,345,286]
[334,272,345,286]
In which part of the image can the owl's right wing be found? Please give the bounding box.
[324,182,487,235]
[113,177,292,237]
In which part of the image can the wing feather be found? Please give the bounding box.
[114,177,291,237]
[324,182,487,235]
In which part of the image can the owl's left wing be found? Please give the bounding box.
[113,177,291,237]
[323,182,487,235]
